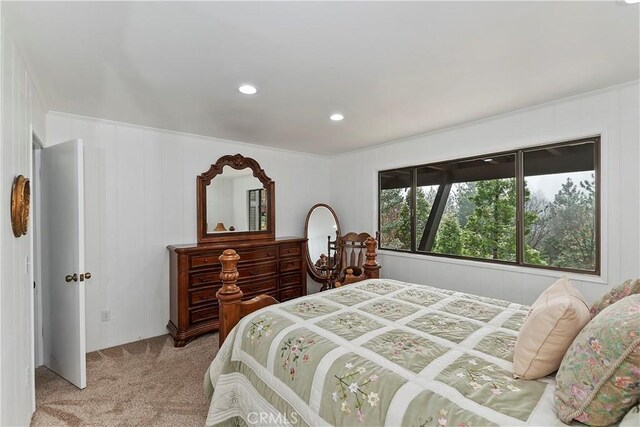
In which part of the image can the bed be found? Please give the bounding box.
[204,247,562,426]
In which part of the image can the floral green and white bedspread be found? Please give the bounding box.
[204,279,559,426]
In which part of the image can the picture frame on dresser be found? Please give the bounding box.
[167,154,307,347]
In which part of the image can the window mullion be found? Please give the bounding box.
[411,168,417,252]
[516,150,525,265]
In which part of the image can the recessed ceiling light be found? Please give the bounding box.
[623,0,639,4]
[330,113,344,121]
[484,158,494,162]
[238,84,257,95]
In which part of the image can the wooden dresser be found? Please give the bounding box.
[167,237,306,346]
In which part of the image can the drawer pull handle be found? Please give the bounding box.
[203,259,208,263]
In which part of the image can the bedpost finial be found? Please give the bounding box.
[364,236,378,266]
[363,235,381,279]
[218,249,241,294]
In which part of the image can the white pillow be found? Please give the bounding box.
[513,277,591,379]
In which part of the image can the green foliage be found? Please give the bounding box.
[454,182,476,228]
[460,179,517,261]
[433,213,462,255]
[379,187,433,251]
[397,202,411,249]
[536,177,596,270]
[524,190,551,254]
[379,174,595,271]
[379,188,408,250]
[414,187,433,248]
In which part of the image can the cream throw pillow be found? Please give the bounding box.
[513,277,591,379]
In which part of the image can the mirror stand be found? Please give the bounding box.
[304,203,341,286]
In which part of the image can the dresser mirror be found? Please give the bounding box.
[304,203,341,283]
[197,154,275,244]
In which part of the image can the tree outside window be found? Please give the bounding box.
[378,138,599,273]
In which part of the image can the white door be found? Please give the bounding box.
[41,139,87,389]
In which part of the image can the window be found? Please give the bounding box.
[378,137,600,274]
[379,169,412,250]
[248,188,266,231]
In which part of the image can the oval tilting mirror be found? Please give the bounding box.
[304,204,341,283]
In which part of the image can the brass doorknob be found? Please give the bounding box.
[65,274,78,283]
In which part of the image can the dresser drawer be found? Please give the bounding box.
[189,304,219,324]
[190,260,278,287]
[189,286,220,306]
[238,261,277,280]
[240,277,278,296]
[279,243,302,258]
[280,286,303,302]
[190,251,223,269]
[237,246,277,263]
[280,258,301,273]
[280,272,302,288]
[189,246,277,269]
[189,271,220,288]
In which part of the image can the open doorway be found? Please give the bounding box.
[32,134,44,371]
[32,138,88,391]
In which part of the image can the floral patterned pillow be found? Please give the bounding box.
[589,278,640,318]
[554,294,640,426]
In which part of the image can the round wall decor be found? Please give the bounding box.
[11,175,30,237]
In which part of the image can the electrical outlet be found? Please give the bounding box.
[101,310,111,322]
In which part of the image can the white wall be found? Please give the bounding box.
[232,175,262,231]
[45,112,330,352]
[330,81,640,305]
[207,176,234,231]
[0,10,47,426]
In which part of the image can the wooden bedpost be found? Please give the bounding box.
[216,249,280,347]
[363,236,381,279]
[216,249,242,347]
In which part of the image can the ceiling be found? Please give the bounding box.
[5,1,639,155]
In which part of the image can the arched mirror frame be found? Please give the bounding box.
[197,154,275,244]
[304,203,341,283]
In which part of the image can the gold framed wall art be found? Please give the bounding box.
[11,175,30,237]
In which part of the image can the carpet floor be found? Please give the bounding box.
[31,333,218,426]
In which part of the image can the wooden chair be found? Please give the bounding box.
[334,231,381,287]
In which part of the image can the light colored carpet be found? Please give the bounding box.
[31,333,218,427]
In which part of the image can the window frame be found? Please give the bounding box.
[377,136,601,275]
